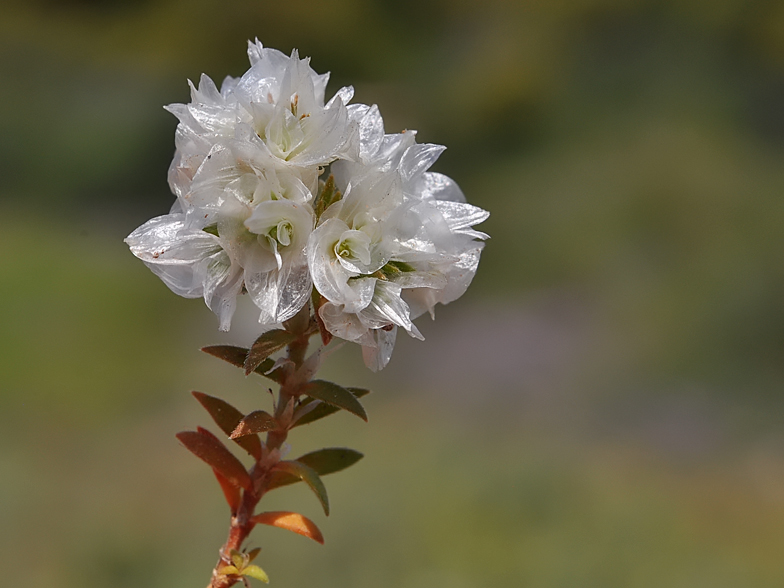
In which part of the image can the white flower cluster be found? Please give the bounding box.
[126,40,488,370]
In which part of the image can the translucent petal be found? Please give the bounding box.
[391,270,448,290]
[201,251,244,331]
[414,171,466,203]
[356,104,384,162]
[326,86,354,108]
[399,143,446,183]
[313,72,330,106]
[194,73,223,104]
[376,131,417,169]
[319,302,374,345]
[361,281,423,340]
[436,241,484,305]
[289,101,352,166]
[246,259,311,325]
[433,200,490,237]
[125,215,221,266]
[361,327,396,372]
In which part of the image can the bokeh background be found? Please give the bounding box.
[3,0,784,586]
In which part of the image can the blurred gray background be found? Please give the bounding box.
[2,0,784,586]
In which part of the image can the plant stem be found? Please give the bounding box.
[207,310,318,588]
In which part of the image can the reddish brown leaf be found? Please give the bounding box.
[201,346,282,383]
[192,392,262,460]
[176,430,252,491]
[230,410,277,438]
[244,330,297,375]
[201,345,248,369]
[251,511,324,544]
[213,469,241,514]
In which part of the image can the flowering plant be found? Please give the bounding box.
[126,40,487,586]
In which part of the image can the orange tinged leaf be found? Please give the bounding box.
[230,410,277,438]
[251,511,325,544]
[213,469,241,514]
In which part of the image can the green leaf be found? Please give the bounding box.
[272,460,330,516]
[230,410,277,438]
[192,392,262,460]
[219,565,240,576]
[300,380,368,421]
[230,550,245,569]
[176,430,252,491]
[267,448,363,491]
[245,330,298,375]
[293,388,371,427]
[242,565,270,583]
[246,547,261,563]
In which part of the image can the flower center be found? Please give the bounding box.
[269,220,293,247]
[334,230,372,269]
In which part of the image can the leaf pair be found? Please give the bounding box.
[220,548,268,584]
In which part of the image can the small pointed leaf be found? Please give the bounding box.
[192,392,262,459]
[273,460,329,516]
[213,469,242,514]
[246,547,261,563]
[230,550,245,569]
[293,388,371,427]
[251,511,325,544]
[300,380,368,421]
[176,430,252,491]
[244,330,298,375]
[267,448,363,491]
[231,411,277,438]
[202,346,281,383]
[219,566,240,576]
[242,565,270,583]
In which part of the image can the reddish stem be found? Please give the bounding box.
[206,315,318,588]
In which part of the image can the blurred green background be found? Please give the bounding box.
[3,0,784,586]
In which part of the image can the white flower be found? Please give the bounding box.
[166,40,357,205]
[127,40,488,368]
[124,213,243,331]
